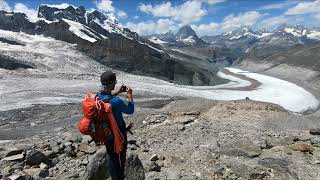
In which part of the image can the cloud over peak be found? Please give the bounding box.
[0,0,11,11]
[285,0,320,15]
[95,0,115,12]
[138,1,207,25]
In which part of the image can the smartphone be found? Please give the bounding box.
[121,85,127,92]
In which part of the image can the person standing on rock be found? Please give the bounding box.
[97,70,134,180]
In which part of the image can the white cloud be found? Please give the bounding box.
[259,16,288,28]
[221,11,262,32]
[285,0,320,15]
[203,0,226,5]
[138,1,207,25]
[139,2,174,17]
[191,23,219,36]
[126,19,177,35]
[117,10,127,19]
[133,15,139,19]
[0,0,11,11]
[173,1,207,24]
[95,0,115,12]
[259,1,299,10]
[14,3,38,22]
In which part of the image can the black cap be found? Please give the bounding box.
[100,71,116,85]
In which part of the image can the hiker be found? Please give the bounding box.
[97,71,134,180]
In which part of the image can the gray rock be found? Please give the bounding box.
[6,174,24,180]
[81,136,93,145]
[125,153,145,180]
[79,143,96,154]
[64,142,72,147]
[2,166,13,177]
[25,150,48,165]
[43,150,56,159]
[310,128,320,135]
[51,142,64,154]
[51,158,59,167]
[266,137,294,148]
[82,146,110,180]
[213,165,224,176]
[145,161,161,172]
[150,154,158,161]
[258,158,298,179]
[64,145,76,157]
[219,140,261,158]
[11,163,23,171]
[73,143,79,152]
[23,168,49,179]
[2,153,24,161]
[40,162,49,169]
[311,137,320,145]
[81,158,89,166]
[4,148,24,157]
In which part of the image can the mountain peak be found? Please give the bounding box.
[176,25,197,39]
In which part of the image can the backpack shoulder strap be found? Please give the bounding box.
[96,92,113,103]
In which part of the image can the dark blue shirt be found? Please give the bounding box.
[97,92,134,130]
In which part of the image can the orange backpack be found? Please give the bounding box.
[78,93,124,154]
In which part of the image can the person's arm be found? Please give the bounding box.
[119,87,134,114]
[112,84,126,96]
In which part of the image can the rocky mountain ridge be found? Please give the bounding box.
[0,5,224,86]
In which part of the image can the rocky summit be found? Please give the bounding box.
[1,98,320,179]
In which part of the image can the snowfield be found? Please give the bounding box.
[0,30,319,114]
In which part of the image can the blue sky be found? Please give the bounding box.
[1,0,320,36]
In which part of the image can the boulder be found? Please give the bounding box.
[82,146,110,180]
[25,150,48,166]
[125,153,145,180]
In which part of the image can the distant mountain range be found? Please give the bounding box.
[0,3,319,86]
[0,4,223,86]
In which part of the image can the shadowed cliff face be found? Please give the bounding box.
[0,11,35,34]
[0,55,35,70]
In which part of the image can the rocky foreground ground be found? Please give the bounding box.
[1,97,320,180]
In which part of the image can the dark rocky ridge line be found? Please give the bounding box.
[0,37,24,46]
[0,55,35,70]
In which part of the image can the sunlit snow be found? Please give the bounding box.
[62,19,99,43]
